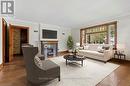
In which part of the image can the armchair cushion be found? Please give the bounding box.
[34,55,59,71]
[41,60,59,71]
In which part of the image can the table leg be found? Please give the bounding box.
[118,55,120,59]
[124,55,126,60]
[81,60,83,66]
[66,59,67,65]
[114,54,115,58]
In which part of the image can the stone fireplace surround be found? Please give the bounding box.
[41,41,58,59]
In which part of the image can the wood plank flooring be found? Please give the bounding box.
[0,55,130,86]
[97,59,130,86]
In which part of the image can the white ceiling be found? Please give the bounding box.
[15,0,130,28]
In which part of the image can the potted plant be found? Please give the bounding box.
[67,35,73,52]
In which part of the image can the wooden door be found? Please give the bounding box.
[9,24,14,61]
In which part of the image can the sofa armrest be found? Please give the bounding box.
[104,50,113,58]
[76,47,84,50]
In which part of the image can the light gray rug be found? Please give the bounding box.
[42,56,119,86]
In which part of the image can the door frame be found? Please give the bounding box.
[9,24,29,62]
[2,18,7,65]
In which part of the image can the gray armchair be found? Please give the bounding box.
[22,46,60,85]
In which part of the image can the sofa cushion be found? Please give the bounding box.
[84,45,89,50]
[79,50,104,57]
[87,45,99,51]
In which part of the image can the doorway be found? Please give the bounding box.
[9,25,29,62]
[2,18,9,64]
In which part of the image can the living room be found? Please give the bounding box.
[0,0,130,86]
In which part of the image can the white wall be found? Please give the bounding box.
[5,18,39,46]
[71,15,130,60]
[117,15,130,60]
[40,24,71,52]
[0,18,2,64]
[72,29,80,45]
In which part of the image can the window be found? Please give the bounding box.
[80,22,117,48]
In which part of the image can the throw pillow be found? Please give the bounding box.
[98,50,104,53]
[97,46,103,51]
[102,46,110,50]
[34,56,43,68]
[84,45,89,50]
[37,53,45,60]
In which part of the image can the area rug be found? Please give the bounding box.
[42,56,119,86]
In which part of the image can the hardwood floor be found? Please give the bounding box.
[97,59,130,86]
[0,55,130,86]
[0,56,27,86]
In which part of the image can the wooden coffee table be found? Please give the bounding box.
[63,54,86,66]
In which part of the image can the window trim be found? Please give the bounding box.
[80,21,117,49]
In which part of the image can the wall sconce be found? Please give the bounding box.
[34,30,38,32]
[62,32,65,35]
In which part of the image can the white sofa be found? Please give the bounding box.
[77,44,113,62]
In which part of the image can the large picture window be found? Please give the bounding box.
[80,22,117,48]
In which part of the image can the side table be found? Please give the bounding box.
[114,53,126,60]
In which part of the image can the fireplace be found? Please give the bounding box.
[47,48,54,56]
[41,41,58,58]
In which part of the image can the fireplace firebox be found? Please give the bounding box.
[41,41,58,59]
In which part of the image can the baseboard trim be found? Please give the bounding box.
[0,63,3,71]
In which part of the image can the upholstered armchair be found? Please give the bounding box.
[22,45,60,85]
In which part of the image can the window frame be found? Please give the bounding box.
[80,21,117,49]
